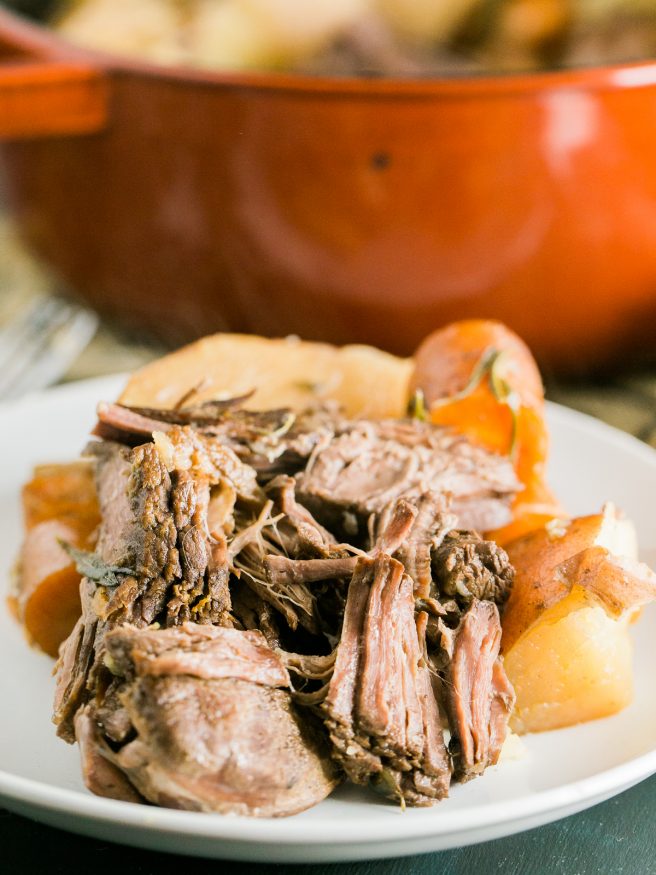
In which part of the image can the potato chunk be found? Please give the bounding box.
[119,333,412,418]
[502,505,656,733]
[504,590,633,733]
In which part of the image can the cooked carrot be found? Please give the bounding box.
[16,461,100,656]
[19,519,87,657]
[22,461,100,532]
[411,320,561,543]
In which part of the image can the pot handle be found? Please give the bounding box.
[0,25,107,139]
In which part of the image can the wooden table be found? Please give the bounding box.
[2,216,656,873]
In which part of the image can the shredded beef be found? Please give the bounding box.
[51,392,518,815]
[440,600,515,781]
[432,530,514,608]
[296,418,518,536]
[322,555,451,804]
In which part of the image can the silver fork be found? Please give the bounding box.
[0,295,99,401]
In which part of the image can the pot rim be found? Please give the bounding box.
[3,5,656,97]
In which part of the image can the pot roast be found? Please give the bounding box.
[53,397,518,816]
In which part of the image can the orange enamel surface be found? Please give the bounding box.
[1,11,656,368]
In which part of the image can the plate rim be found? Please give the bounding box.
[2,375,656,848]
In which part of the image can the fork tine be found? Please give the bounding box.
[0,297,64,374]
[0,297,98,400]
[0,297,74,397]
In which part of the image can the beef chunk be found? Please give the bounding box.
[391,492,455,599]
[258,497,421,609]
[322,555,451,805]
[296,418,519,536]
[230,584,281,648]
[263,555,357,587]
[440,600,515,781]
[432,531,514,609]
[266,475,343,558]
[74,706,144,803]
[99,623,338,816]
[95,401,335,479]
[52,580,98,743]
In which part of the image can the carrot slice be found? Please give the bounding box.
[19,519,87,657]
[23,461,99,532]
[411,320,561,543]
[15,461,100,656]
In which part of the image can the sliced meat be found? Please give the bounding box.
[264,555,358,587]
[230,484,347,634]
[101,623,338,816]
[230,583,281,648]
[105,622,290,687]
[95,401,335,480]
[165,471,231,626]
[151,425,261,502]
[296,418,519,536]
[93,396,256,446]
[259,497,419,594]
[322,555,451,805]
[88,440,179,628]
[372,497,418,555]
[440,600,515,781]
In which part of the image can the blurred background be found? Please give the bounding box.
[1,0,656,439]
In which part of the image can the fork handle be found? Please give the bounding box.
[0,9,108,139]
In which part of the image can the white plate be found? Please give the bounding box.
[1,375,656,863]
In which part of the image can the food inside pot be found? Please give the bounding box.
[17,0,656,76]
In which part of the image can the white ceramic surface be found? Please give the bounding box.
[1,376,656,863]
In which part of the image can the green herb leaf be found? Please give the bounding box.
[407,388,428,422]
[58,540,135,588]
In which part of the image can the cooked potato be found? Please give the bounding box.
[190,0,368,70]
[503,505,656,733]
[119,333,412,418]
[56,0,186,65]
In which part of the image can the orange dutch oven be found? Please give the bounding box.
[2,3,656,372]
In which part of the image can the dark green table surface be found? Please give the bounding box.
[2,772,655,874]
